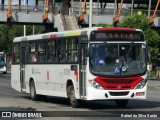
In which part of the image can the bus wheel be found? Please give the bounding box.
[3,71,7,74]
[30,81,38,101]
[115,100,128,108]
[67,85,79,108]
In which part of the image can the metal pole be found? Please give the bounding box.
[33,25,35,35]
[71,0,73,6]
[131,0,134,16]
[89,0,93,28]
[114,0,117,17]
[148,0,152,18]
[24,0,26,36]
[97,0,99,15]
[79,0,82,16]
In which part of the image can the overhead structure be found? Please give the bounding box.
[78,0,87,24]
[112,0,123,26]
[7,0,12,22]
[42,0,49,23]
[149,0,160,25]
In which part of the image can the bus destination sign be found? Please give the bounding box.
[90,31,144,41]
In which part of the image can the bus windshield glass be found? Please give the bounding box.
[89,43,146,77]
[0,54,5,67]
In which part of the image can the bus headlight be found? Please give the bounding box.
[88,80,104,90]
[135,79,147,89]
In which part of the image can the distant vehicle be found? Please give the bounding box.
[11,27,149,108]
[0,52,7,74]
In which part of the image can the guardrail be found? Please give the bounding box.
[72,4,160,17]
[0,5,53,13]
[69,8,79,29]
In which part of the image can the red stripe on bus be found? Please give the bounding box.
[50,34,57,38]
[94,76,143,90]
[97,28,136,31]
[74,70,78,82]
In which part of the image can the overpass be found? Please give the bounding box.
[72,0,160,27]
[0,0,160,31]
[0,0,54,24]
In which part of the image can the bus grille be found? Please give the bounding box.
[94,76,143,90]
[109,92,129,96]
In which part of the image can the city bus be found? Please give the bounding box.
[11,27,149,108]
[0,52,7,74]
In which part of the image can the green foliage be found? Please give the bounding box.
[118,13,150,31]
[0,25,10,53]
[148,70,156,77]
[0,24,40,55]
[118,12,160,61]
[94,23,113,27]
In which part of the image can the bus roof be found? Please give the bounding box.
[13,27,143,42]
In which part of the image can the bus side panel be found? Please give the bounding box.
[24,64,79,98]
[54,65,79,98]
[11,65,21,92]
[25,65,57,96]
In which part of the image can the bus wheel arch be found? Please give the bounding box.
[66,80,73,98]
[3,71,7,74]
[66,79,80,108]
[29,78,38,101]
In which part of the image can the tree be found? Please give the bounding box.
[0,24,11,53]
[0,24,40,56]
[94,23,113,27]
[118,12,160,62]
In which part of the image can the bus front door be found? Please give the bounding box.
[20,42,26,91]
[79,36,88,98]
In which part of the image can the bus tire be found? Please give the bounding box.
[67,85,80,108]
[3,71,7,74]
[30,81,38,101]
[115,100,128,108]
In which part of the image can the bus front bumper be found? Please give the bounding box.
[85,86,147,100]
[0,66,6,72]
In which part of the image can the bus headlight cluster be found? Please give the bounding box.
[135,79,147,89]
[88,80,104,90]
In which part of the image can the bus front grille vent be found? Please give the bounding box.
[109,92,129,96]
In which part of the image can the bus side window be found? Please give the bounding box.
[27,42,37,63]
[67,38,78,63]
[13,43,20,63]
[32,53,38,62]
[59,51,66,62]
[38,41,46,63]
[57,39,67,63]
[47,40,56,62]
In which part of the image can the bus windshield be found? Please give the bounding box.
[89,43,146,77]
[0,55,5,66]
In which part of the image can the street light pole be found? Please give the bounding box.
[89,0,93,28]
[24,0,26,36]
[148,0,152,18]
[131,0,134,16]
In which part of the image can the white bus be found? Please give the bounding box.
[0,52,7,74]
[11,27,149,108]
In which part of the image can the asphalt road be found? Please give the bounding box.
[0,72,160,120]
